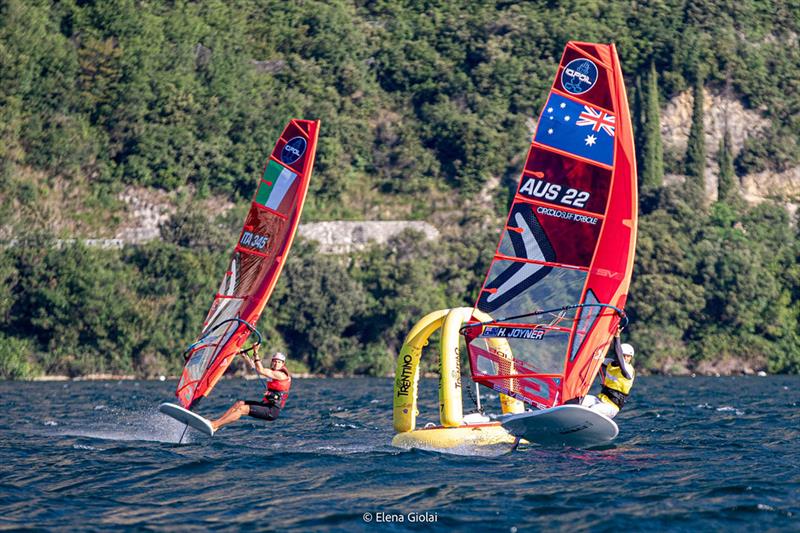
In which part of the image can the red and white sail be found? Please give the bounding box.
[175,119,320,409]
[464,42,637,408]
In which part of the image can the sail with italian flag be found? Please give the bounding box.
[175,119,320,409]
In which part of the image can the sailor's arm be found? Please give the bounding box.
[618,355,633,380]
[613,333,623,363]
[253,359,289,380]
[613,330,633,380]
[603,331,622,368]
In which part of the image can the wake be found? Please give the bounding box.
[51,406,195,444]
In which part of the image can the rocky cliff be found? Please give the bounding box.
[297,221,440,254]
[661,89,799,215]
[108,187,441,254]
[27,90,797,252]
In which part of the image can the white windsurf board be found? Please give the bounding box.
[159,402,215,436]
[501,404,618,448]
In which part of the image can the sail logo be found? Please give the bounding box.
[281,136,307,164]
[478,205,556,313]
[519,177,590,208]
[240,231,269,250]
[396,353,414,397]
[561,58,598,95]
[480,326,546,340]
[594,268,623,280]
[536,206,598,225]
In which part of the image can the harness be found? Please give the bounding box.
[599,386,628,409]
[598,363,635,409]
[263,368,291,408]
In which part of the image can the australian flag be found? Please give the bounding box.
[533,92,615,166]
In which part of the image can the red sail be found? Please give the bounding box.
[175,119,320,409]
[464,42,637,408]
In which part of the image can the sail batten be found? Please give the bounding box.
[465,43,637,408]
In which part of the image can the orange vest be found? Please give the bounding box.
[264,369,291,408]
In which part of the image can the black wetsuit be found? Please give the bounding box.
[244,367,291,421]
[244,399,281,421]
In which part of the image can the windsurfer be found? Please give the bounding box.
[210,351,292,431]
[581,329,635,419]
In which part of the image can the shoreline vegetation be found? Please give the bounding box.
[25,366,774,382]
[2,2,799,380]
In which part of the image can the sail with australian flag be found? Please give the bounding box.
[173,119,320,410]
[462,42,637,412]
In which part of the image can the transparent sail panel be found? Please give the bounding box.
[203,297,244,336]
[178,298,244,387]
[470,329,571,374]
[569,289,600,362]
[477,261,587,320]
[467,337,563,407]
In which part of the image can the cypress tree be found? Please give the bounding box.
[717,128,736,201]
[685,71,706,201]
[642,62,664,189]
[632,74,645,186]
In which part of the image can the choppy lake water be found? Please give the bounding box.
[1,377,798,531]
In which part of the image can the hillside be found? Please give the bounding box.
[1,0,799,378]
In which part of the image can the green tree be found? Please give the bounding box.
[641,62,665,189]
[694,202,797,368]
[0,334,36,379]
[271,240,368,373]
[717,128,736,201]
[631,73,645,181]
[627,187,705,371]
[685,71,706,203]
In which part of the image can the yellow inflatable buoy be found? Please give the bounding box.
[391,308,524,449]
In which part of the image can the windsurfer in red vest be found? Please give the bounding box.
[581,328,635,419]
[210,351,292,432]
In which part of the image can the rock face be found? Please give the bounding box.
[69,187,441,253]
[114,186,234,244]
[660,89,799,210]
[298,221,440,254]
[115,187,174,243]
[741,166,800,202]
[59,87,800,253]
[741,167,800,219]
[661,89,770,162]
[660,89,771,201]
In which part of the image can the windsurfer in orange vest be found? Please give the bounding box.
[581,328,635,419]
[210,351,292,432]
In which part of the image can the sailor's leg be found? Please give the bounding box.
[594,402,619,419]
[210,400,250,431]
[582,395,619,419]
[581,395,601,407]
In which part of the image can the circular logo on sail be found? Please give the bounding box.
[561,58,598,95]
[281,136,307,164]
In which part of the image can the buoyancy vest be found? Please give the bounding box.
[263,369,292,408]
[598,363,635,409]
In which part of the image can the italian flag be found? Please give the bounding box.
[255,160,297,210]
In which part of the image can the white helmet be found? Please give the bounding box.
[272,352,286,362]
[621,343,635,357]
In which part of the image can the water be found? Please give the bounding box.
[1,377,798,531]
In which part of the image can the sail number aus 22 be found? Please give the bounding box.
[519,177,590,209]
